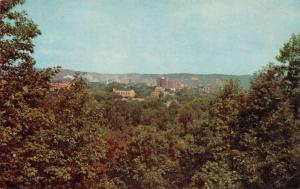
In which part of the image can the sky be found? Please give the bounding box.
[22,0,300,74]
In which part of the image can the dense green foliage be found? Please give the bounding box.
[0,1,299,188]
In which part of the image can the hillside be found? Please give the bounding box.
[53,69,252,89]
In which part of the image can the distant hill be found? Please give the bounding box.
[53,69,252,89]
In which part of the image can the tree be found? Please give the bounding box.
[235,34,300,188]
[276,34,300,117]
[40,77,107,188]
[107,125,181,189]
[0,2,108,187]
[188,80,244,189]
[0,0,58,187]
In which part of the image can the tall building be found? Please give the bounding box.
[156,76,167,88]
[156,76,175,89]
[166,78,175,88]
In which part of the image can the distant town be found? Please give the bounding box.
[50,73,229,101]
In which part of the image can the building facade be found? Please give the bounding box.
[151,87,166,98]
[156,76,175,89]
[113,88,136,98]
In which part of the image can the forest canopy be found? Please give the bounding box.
[0,1,299,188]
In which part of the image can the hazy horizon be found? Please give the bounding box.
[23,0,300,75]
[52,67,252,76]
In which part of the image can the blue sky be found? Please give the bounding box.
[23,0,300,74]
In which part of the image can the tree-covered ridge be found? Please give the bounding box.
[0,1,299,188]
[54,71,252,90]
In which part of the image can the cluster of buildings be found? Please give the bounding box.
[155,76,225,95]
[111,76,225,100]
[156,76,187,91]
[155,76,224,93]
[199,78,224,93]
[50,76,224,100]
[51,75,224,100]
